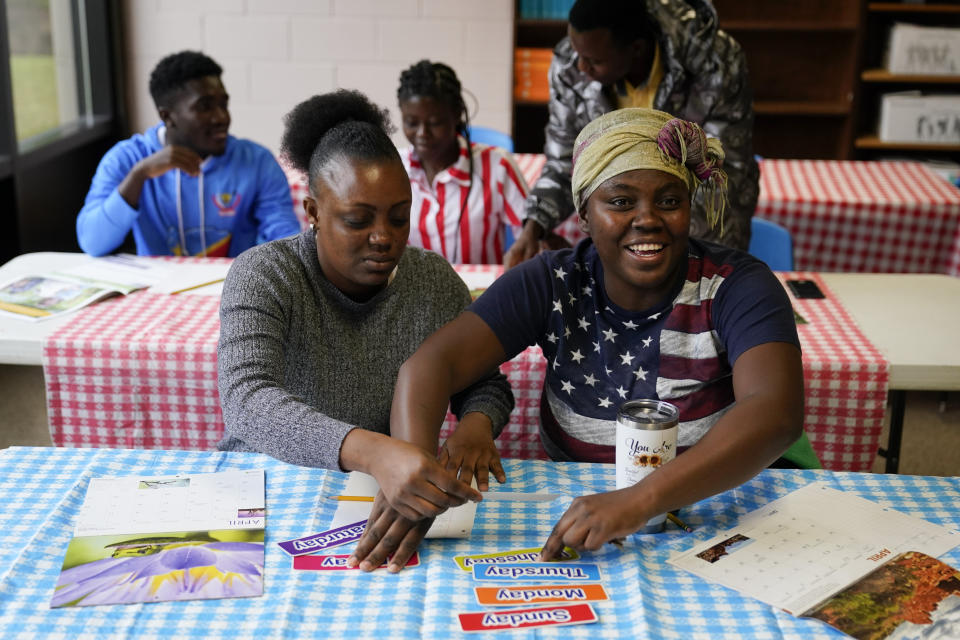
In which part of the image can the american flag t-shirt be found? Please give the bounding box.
[470,239,799,461]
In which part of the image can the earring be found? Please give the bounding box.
[309,223,315,231]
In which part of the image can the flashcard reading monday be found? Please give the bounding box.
[475,584,608,606]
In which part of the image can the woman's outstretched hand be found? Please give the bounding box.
[438,412,506,491]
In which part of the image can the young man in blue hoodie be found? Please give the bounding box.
[77,51,300,257]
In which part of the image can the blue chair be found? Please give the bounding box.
[467,126,514,152]
[748,217,794,271]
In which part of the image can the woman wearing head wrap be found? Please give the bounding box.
[350,107,806,571]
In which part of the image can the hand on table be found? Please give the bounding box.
[348,493,431,573]
[368,438,482,522]
[539,488,649,560]
[438,412,505,491]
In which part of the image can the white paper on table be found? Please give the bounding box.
[330,472,478,538]
[148,262,232,294]
[74,469,266,537]
[668,482,960,616]
[457,270,497,293]
[54,254,172,293]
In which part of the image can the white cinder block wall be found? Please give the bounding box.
[123,0,515,155]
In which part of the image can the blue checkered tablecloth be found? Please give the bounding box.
[0,446,958,639]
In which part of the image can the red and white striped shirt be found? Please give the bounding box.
[401,136,528,265]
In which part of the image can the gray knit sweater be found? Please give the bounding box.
[217,230,514,470]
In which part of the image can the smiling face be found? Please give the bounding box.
[568,25,638,86]
[160,75,230,157]
[399,95,461,168]
[304,156,412,301]
[581,168,690,311]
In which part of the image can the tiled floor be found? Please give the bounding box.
[1,364,958,476]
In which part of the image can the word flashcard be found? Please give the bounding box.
[472,563,601,582]
[458,603,598,632]
[475,584,608,606]
[276,519,366,557]
[454,546,579,571]
[292,552,420,571]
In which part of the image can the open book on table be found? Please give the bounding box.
[51,469,266,608]
[669,482,960,640]
[0,254,171,320]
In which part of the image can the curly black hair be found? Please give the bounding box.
[569,0,659,46]
[148,51,223,108]
[280,89,399,193]
[397,60,467,133]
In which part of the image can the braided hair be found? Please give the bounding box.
[280,89,400,196]
[397,60,474,262]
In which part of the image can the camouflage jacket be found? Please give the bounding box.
[524,0,759,250]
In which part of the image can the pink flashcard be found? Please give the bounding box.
[292,552,420,571]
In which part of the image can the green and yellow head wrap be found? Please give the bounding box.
[571,107,728,231]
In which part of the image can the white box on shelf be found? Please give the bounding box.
[879,93,960,144]
[886,23,960,76]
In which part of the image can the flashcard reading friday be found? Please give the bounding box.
[458,603,598,632]
[472,563,602,582]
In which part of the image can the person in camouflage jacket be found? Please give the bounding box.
[507,0,759,265]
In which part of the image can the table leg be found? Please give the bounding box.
[878,390,906,474]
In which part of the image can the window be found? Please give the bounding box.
[0,0,123,261]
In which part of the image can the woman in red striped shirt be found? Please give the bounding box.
[398,60,529,265]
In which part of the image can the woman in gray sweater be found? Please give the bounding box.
[217,90,514,533]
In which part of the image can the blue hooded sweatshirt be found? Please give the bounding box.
[76,123,300,257]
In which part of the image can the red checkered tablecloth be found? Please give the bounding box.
[757,159,960,276]
[41,263,888,471]
[43,256,233,450]
[782,272,890,471]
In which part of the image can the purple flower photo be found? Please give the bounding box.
[51,530,264,608]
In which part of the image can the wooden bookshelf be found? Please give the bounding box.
[714,0,865,159]
[855,135,960,151]
[861,69,960,84]
[856,2,960,158]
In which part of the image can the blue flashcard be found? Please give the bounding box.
[472,563,601,582]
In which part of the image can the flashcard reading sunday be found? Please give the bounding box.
[52,469,266,608]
